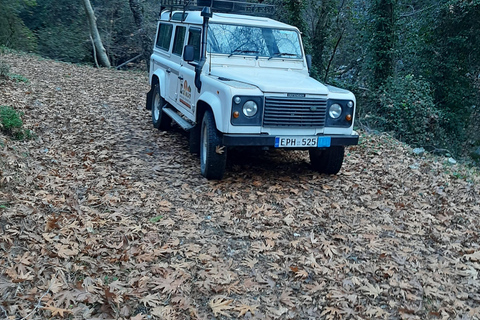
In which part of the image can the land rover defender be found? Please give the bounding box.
[146,0,359,179]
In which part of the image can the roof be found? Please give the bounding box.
[159,10,298,30]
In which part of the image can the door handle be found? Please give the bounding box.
[178,76,184,80]
[166,68,171,73]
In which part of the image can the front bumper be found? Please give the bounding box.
[222,134,359,147]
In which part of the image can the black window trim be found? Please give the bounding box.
[172,25,187,56]
[187,27,202,63]
[155,22,173,52]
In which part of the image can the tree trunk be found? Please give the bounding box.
[309,0,335,79]
[129,0,153,70]
[371,0,395,88]
[83,0,111,68]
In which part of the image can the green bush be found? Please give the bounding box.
[0,60,10,79]
[0,105,23,133]
[8,73,29,83]
[359,75,445,148]
[0,106,33,140]
[0,61,29,83]
[380,75,445,147]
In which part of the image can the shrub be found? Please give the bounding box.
[0,106,33,140]
[0,61,10,79]
[8,74,29,83]
[379,75,445,147]
[0,61,29,83]
[359,74,445,148]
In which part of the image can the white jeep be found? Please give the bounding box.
[146,0,359,179]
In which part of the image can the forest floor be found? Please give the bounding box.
[0,52,479,320]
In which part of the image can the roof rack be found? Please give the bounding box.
[160,0,275,17]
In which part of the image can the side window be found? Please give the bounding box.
[155,23,173,51]
[172,26,186,55]
[188,28,201,62]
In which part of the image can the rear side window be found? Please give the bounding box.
[156,23,173,51]
[188,28,201,62]
[172,26,186,55]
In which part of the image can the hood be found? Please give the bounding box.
[210,67,329,95]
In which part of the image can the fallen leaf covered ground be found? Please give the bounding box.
[0,52,479,320]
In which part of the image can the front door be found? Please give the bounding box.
[168,25,187,103]
[177,27,202,121]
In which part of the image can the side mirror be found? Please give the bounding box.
[306,54,312,72]
[183,45,195,62]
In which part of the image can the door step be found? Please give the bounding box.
[163,106,195,131]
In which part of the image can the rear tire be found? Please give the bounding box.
[200,110,226,180]
[151,83,171,131]
[309,146,345,174]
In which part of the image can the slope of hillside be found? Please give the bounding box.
[1,53,479,320]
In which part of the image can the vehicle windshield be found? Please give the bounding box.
[207,23,303,59]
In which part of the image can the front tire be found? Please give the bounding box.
[309,146,345,174]
[200,110,226,180]
[151,83,171,131]
[188,123,201,154]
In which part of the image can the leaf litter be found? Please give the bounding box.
[0,53,480,319]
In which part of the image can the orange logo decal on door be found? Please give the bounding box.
[180,80,192,100]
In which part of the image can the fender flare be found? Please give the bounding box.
[147,69,168,110]
[197,91,228,133]
[151,68,167,98]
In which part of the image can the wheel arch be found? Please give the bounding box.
[196,100,209,126]
[196,91,227,132]
[147,70,168,110]
[146,75,158,110]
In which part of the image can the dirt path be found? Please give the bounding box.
[1,53,479,319]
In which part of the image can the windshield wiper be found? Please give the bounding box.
[228,49,259,57]
[268,52,298,60]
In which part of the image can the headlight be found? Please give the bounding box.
[347,101,354,108]
[243,101,258,117]
[329,103,342,119]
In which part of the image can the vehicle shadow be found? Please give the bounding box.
[172,124,320,180]
[225,147,315,179]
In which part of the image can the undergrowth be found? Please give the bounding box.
[0,60,29,83]
[0,106,33,140]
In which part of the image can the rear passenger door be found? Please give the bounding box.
[152,22,174,101]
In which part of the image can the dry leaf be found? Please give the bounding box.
[320,306,341,320]
[140,294,162,307]
[130,314,145,320]
[42,304,72,317]
[209,296,234,317]
[283,215,294,226]
[279,289,295,307]
[464,251,480,262]
[234,303,258,317]
[360,283,383,299]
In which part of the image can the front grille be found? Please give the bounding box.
[263,96,327,127]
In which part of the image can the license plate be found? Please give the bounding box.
[275,136,331,148]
